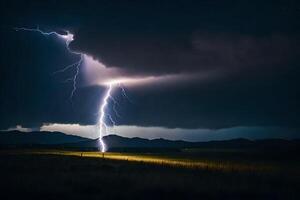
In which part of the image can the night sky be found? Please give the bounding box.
[0,0,299,141]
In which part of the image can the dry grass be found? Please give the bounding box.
[6,150,280,172]
[0,149,299,199]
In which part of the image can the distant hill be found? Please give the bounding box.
[102,135,300,151]
[0,131,299,152]
[0,130,89,146]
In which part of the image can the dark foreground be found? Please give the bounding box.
[0,150,299,200]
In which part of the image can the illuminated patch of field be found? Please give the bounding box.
[16,150,277,172]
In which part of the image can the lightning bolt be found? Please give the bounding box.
[97,81,134,152]
[14,26,81,99]
[119,83,132,103]
[98,83,114,152]
[14,26,131,152]
[110,95,122,118]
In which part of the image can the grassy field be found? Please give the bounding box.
[0,149,299,199]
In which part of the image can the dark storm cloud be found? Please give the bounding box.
[63,0,300,77]
[119,65,300,129]
[71,30,300,77]
[1,0,300,131]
